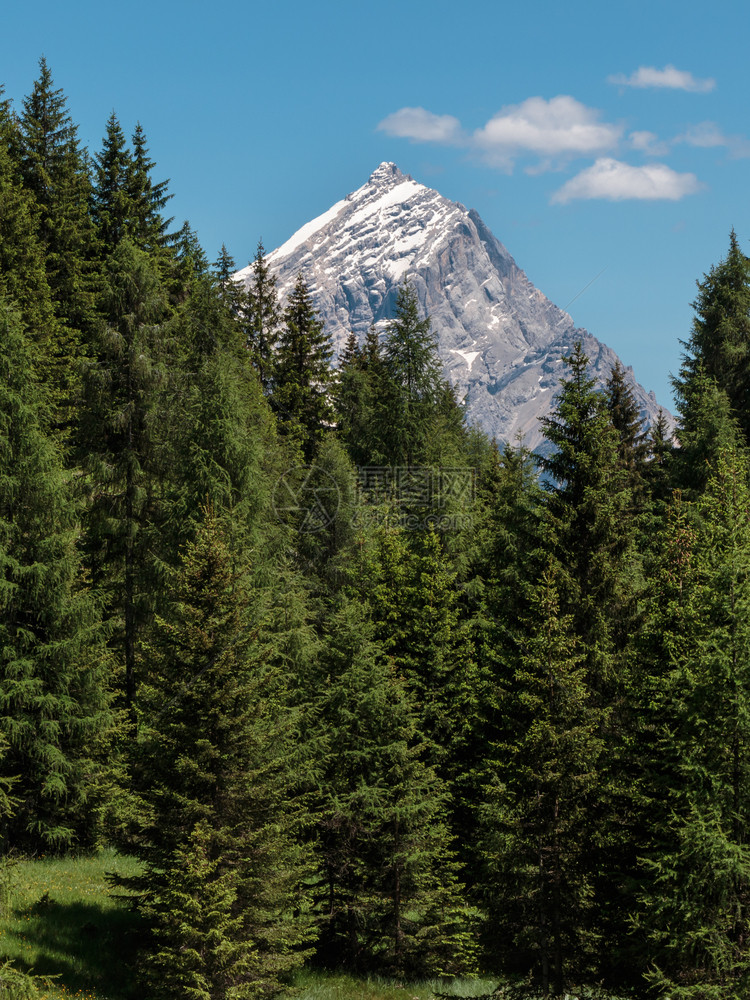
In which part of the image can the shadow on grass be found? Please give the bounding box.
[10,897,145,999]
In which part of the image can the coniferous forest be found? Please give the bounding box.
[3,59,750,1000]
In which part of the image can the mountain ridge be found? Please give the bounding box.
[235,163,669,451]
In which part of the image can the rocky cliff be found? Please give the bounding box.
[235,162,669,451]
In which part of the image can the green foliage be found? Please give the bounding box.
[674,230,750,447]
[18,57,97,341]
[315,596,475,978]
[271,272,334,460]
[482,566,604,994]
[244,240,282,394]
[635,452,750,998]
[0,296,112,850]
[77,240,169,713]
[127,508,314,998]
[378,283,445,466]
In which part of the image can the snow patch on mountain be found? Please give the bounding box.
[236,162,671,450]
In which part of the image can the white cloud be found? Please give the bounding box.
[629,130,670,156]
[676,121,750,158]
[551,158,704,204]
[608,64,715,93]
[376,107,463,144]
[378,96,621,172]
[472,96,621,168]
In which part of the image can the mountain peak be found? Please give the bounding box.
[237,167,671,449]
[368,161,407,187]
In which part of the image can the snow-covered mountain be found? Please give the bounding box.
[235,162,669,451]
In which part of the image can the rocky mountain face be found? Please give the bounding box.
[235,162,669,452]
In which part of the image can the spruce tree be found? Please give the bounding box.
[243,240,281,394]
[18,57,97,337]
[91,111,134,253]
[163,272,276,566]
[127,507,314,999]
[482,565,604,994]
[636,452,750,998]
[127,122,173,261]
[539,343,642,976]
[379,282,443,466]
[271,272,333,460]
[0,94,57,355]
[334,326,387,466]
[674,230,750,445]
[672,366,744,498]
[78,240,168,714]
[0,295,111,850]
[213,243,245,317]
[643,407,674,506]
[606,360,649,504]
[315,595,474,977]
[540,342,637,684]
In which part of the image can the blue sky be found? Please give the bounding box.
[3,0,749,411]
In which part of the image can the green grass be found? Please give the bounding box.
[287,970,501,1000]
[0,849,143,1000]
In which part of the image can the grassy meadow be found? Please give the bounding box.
[0,851,502,1000]
[0,849,142,1000]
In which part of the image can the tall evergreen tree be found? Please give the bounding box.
[379,283,444,466]
[91,111,134,253]
[606,360,649,504]
[0,295,111,850]
[243,240,281,394]
[539,343,642,977]
[126,507,314,999]
[315,595,474,977]
[127,122,173,259]
[213,243,245,317]
[636,452,750,998]
[18,57,96,338]
[672,366,744,498]
[674,230,750,445]
[334,326,388,467]
[271,272,333,460]
[0,92,57,361]
[643,408,674,506]
[482,565,604,994]
[78,240,168,714]
[540,342,637,684]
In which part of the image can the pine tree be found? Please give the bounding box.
[334,326,387,466]
[18,57,97,337]
[643,408,674,506]
[674,230,750,445]
[78,240,168,714]
[171,220,209,291]
[672,366,744,498]
[90,111,134,253]
[163,272,276,565]
[0,92,57,363]
[463,440,544,881]
[213,243,245,317]
[379,282,443,466]
[271,272,333,460]
[606,360,649,504]
[315,595,474,977]
[127,507,314,999]
[127,123,173,259]
[540,342,637,684]
[539,343,642,976]
[0,295,111,850]
[635,453,750,998]
[482,565,604,994]
[243,240,281,394]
